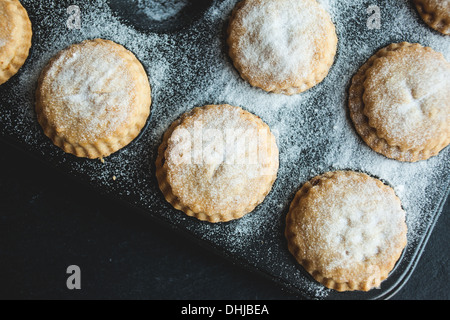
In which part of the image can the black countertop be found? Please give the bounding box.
[0,139,448,301]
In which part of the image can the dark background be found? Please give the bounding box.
[0,139,448,300]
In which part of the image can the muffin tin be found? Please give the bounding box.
[0,0,449,300]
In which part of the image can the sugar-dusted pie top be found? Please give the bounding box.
[227,0,337,94]
[0,0,32,85]
[37,39,150,145]
[286,171,407,291]
[0,1,13,48]
[363,44,450,152]
[159,104,279,222]
[0,0,26,52]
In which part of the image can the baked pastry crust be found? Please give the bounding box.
[413,0,450,35]
[227,0,337,95]
[155,104,279,223]
[36,38,151,159]
[285,171,407,292]
[349,42,450,162]
[0,0,32,85]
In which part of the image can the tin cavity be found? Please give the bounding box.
[135,0,189,22]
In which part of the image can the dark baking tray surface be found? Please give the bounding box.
[1,0,449,300]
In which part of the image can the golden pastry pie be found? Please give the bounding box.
[155,104,279,223]
[285,171,407,292]
[0,0,32,85]
[36,38,151,159]
[349,42,450,162]
[227,0,337,95]
[413,0,450,35]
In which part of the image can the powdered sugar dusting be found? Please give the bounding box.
[0,0,449,299]
[41,41,135,142]
[165,105,278,215]
[135,0,188,22]
[301,173,406,272]
[363,45,450,150]
[231,0,334,82]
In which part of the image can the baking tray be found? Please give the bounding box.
[1,0,449,300]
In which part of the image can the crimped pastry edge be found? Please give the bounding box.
[155,104,279,223]
[285,170,407,292]
[35,38,152,159]
[226,0,338,95]
[0,0,32,85]
[348,42,450,162]
[413,0,450,35]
